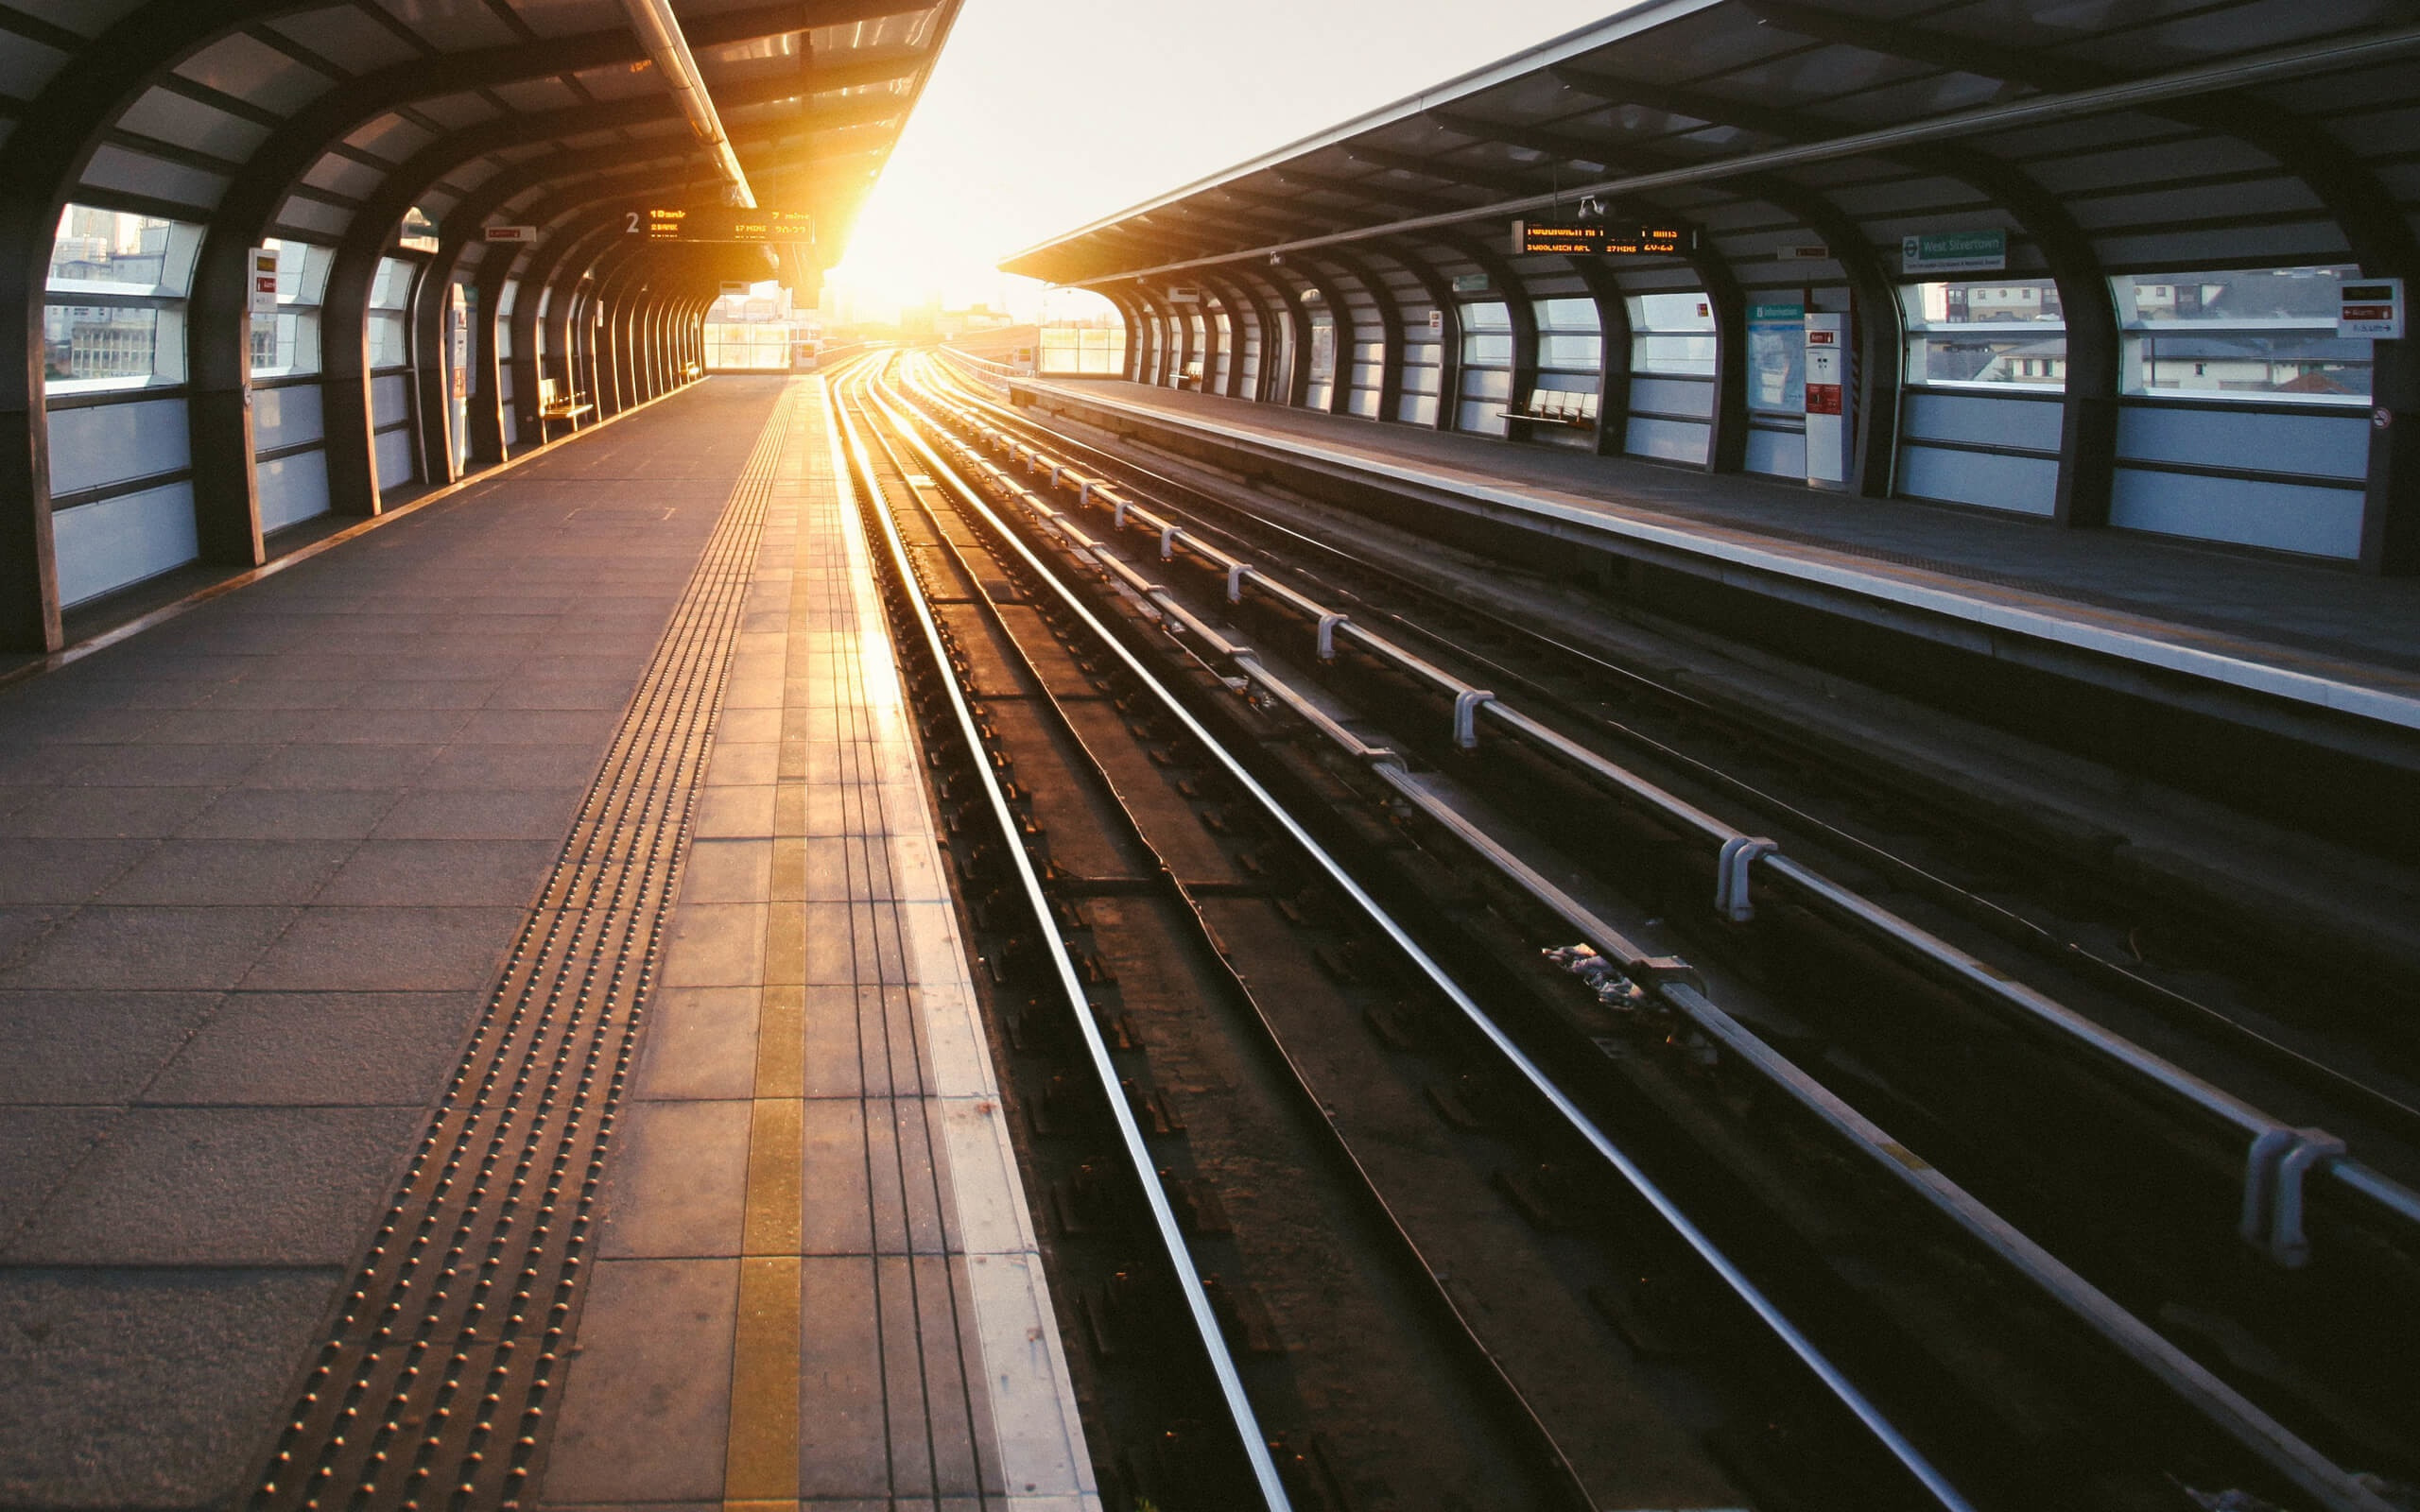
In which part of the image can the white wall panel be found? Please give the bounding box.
[1903,390,2064,452]
[257,449,330,531]
[1626,416,1710,465]
[1629,376,1714,420]
[373,428,415,492]
[53,482,199,606]
[1746,427,1807,478]
[2111,470,2362,558]
[49,398,190,496]
[1898,444,2059,515]
[252,383,323,453]
[2116,404,2366,480]
[372,373,411,429]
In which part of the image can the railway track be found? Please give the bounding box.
[837,352,2420,1509]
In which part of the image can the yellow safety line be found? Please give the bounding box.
[721,381,817,1512]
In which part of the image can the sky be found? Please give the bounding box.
[821,0,1625,325]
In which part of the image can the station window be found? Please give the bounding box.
[1039,324,1125,375]
[1533,297,1601,370]
[1900,278,2066,390]
[43,203,201,394]
[1460,301,1512,366]
[2114,265,2367,403]
[368,256,416,370]
[1626,293,1716,376]
[251,239,332,378]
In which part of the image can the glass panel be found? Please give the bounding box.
[50,205,199,297]
[1627,293,1714,332]
[44,302,181,389]
[1537,333,1600,369]
[1039,325,1124,375]
[1461,331,1512,366]
[371,257,416,312]
[2116,266,2367,403]
[1632,333,1716,376]
[1901,279,2066,391]
[251,310,320,377]
[1461,301,1510,331]
[1534,297,1599,332]
[368,310,409,369]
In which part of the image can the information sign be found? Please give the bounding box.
[1901,230,2006,274]
[248,248,279,316]
[719,282,749,297]
[1427,308,1444,333]
[2339,278,2405,339]
[626,206,814,243]
[1451,272,1490,294]
[1776,244,1830,262]
[1512,219,1690,256]
[1167,285,1201,304]
[1746,301,1805,414]
[1805,313,1852,490]
[484,225,537,244]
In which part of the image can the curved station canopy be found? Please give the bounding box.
[1003,0,2420,579]
[0,0,961,653]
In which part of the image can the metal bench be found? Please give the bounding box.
[1503,387,1599,439]
[536,376,594,436]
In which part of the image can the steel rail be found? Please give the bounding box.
[866,364,1979,1512]
[822,366,1293,1511]
[891,355,2399,1511]
[906,353,2420,1255]
[858,362,1591,1508]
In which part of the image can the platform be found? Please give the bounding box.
[0,375,1091,1510]
[1010,377,2420,738]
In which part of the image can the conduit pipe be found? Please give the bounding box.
[617,0,755,207]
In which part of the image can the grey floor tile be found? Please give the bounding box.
[372,788,582,840]
[0,906,297,990]
[0,989,221,1103]
[455,709,619,745]
[0,742,99,785]
[145,990,481,1106]
[67,742,268,786]
[97,838,354,905]
[596,1099,752,1259]
[346,679,498,710]
[415,743,605,789]
[798,1254,890,1500]
[140,706,326,745]
[0,784,227,839]
[241,742,442,789]
[678,838,770,903]
[631,987,759,1102]
[0,900,68,962]
[239,905,523,992]
[316,839,558,906]
[180,787,402,841]
[5,1104,421,1264]
[537,1259,738,1506]
[313,706,475,746]
[483,680,631,711]
[0,1108,114,1241]
[0,838,151,904]
[659,902,767,988]
[0,1267,337,1508]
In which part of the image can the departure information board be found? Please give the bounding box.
[1512,218,1691,256]
[627,206,815,243]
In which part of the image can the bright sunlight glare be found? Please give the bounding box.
[823,0,1629,325]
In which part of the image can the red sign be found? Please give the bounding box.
[1806,384,1842,416]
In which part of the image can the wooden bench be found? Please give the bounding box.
[1178,360,1206,391]
[1503,387,1599,439]
[683,361,702,382]
[535,376,594,437]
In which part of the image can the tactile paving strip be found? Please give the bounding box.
[248,387,799,1512]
